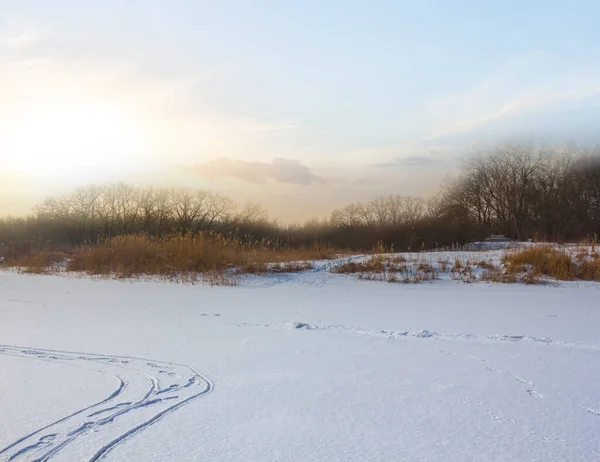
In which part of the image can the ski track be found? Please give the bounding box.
[0,346,213,462]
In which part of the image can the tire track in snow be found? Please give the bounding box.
[0,346,213,462]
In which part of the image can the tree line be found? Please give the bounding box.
[1,144,599,258]
[440,145,600,242]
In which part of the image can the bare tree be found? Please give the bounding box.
[199,192,234,230]
[235,202,269,226]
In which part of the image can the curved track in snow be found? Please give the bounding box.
[0,346,212,462]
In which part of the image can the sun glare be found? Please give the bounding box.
[7,105,142,176]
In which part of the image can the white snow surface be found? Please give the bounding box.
[1,253,600,461]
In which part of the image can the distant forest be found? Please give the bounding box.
[1,145,599,258]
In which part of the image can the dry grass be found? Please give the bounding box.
[333,257,386,275]
[501,245,600,283]
[239,260,314,274]
[450,266,477,283]
[503,246,575,282]
[452,258,463,271]
[67,234,232,279]
[4,235,599,286]
[69,234,331,282]
[576,252,600,282]
[1,233,339,284]
[0,251,70,274]
[480,268,517,284]
[333,254,438,284]
[475,260,497,270]
[437,257,450,272]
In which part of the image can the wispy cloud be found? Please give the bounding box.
[178,158,325,185]
[373,155,435,167]
[424,68,600,142]
[425,101,520,141]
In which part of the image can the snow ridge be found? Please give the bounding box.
[0,346,213,462]
[238,322,600,351]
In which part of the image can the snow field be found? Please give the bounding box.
[1,251,599,461]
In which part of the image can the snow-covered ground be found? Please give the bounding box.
[1,253,599,461]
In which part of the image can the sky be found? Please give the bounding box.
[1,0,600,222]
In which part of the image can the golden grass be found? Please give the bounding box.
[1,233,337,284]
[503,246,575,281]
[68,233,335,282]
[333,254,438,284]
[453,258,463,270]
[68,234,229,278]
[501,245,600,283]
[333,257,386,275]
[0,251,70,274]
[4,236,599,286]
[480,268,517,284]
[239,260,314,274]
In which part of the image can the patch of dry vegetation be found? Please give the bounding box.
[333,258,386,275]
[4,235,599,287]
[333,254,438,284]
[1,251,70,274]
[434,244,600,285]
[450,265,477,283]
[239,260,314,274]
[503,246,575,281]
[1,233,339,284]
[437,257,450,272]
[499,245,600,284]
[479,268,517,284]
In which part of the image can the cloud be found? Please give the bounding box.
[366,145,464,169]
[373,155,436,167]
[423,62,600,143]
[179,158,325,185]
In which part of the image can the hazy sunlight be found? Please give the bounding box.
[6,105,141,176]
